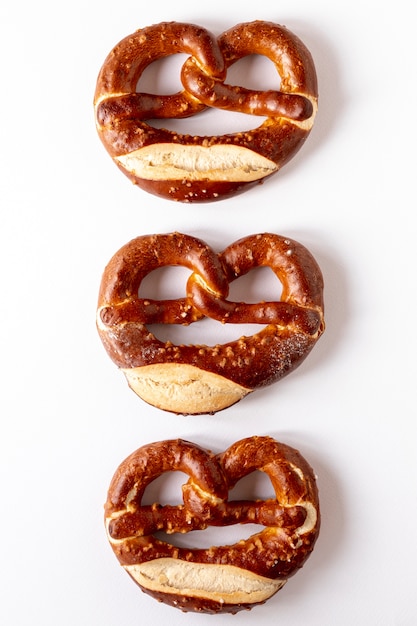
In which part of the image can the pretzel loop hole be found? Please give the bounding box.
[98,233,229,327]
[187,233,323,334]
[96,22,225,126]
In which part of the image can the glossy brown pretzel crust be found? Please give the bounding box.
[105,436,320,614]
[94,21,318,202]
[96,232,324,414]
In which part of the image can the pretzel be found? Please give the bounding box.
[104,436,320,614]
[94,20,318,202]
[96,232,324,414]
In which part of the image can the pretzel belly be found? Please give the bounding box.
[122,363,250,414]
[125,558,286,610]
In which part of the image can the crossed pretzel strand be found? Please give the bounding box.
[108,500,306,539]
[98,233,323,329]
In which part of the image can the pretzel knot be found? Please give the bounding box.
[94,20,318,203]
[105,436,320,614]
[97,232,325,414]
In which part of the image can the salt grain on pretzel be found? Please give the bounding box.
[94,21,318,202]
[104,436,320,614]
[96,232,324,414]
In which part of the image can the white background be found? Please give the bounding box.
[1,1,416,624]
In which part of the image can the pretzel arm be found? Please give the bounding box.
[181,59,313,119]
[187,273,322,333]
[99,298,202,326]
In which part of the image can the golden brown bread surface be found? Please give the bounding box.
[96,232,325,414]
[94,20,318,202]
[104,436,320,614]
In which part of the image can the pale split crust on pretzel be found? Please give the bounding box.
[125,560,286,607]
[115,144,278,183]
[96,232,324,415]
[104,436,320,614]
[94,21,318,202]
[121,363,250,415]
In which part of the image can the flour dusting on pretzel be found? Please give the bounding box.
[96,232,324,414]
[104,436,320,614]
[94,21,318,202]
